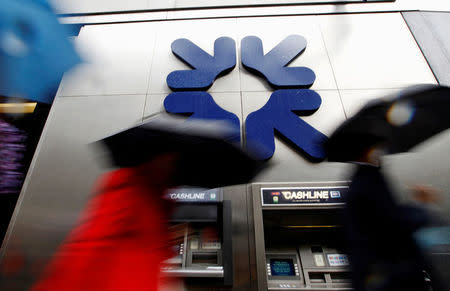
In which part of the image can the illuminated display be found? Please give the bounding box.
[270,259,295,276]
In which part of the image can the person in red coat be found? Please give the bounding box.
[32,153,181,291]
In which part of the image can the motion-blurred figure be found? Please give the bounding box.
[326,85,450,291]
[344,150,431,291]
[32,154,181,291]
[31,116,266,291]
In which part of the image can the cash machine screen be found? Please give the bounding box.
[270,259,295,276]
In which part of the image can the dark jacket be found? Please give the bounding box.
[31,167,175,291]
[345,164,429,291]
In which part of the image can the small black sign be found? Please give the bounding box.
[262,187,348,206]
[166,188,222,203]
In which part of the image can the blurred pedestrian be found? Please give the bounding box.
[31,116,266,291]
[344,147,431,291]
[325,85,450,291]
[32,153,181,291]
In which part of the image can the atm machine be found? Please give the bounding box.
[250,182,352,290]
[161,187,233,286]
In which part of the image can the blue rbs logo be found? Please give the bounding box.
[165,35,327,161]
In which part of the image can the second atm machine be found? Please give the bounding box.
[162,187,233,287]
[250,182,352,290]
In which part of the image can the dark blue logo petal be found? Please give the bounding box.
[241,35,315,89]
[166,37,236,91]
[245,89,327,160]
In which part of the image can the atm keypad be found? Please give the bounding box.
[266,263,272,276]
[294,263,299,276]
[180,243,184,255]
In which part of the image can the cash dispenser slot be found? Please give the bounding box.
[191,252,218,265]
[162,194,233,285]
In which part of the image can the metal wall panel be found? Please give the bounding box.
[50,0,154,14]
[0,95,146,290]
[319,13,437,90]
[49,0,387,15]
[59,23,158,97]
[403,11,450,86]
[173,0,361,10]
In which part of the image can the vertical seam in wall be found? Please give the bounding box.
[245,185,251,288]
[142,24,160,121]
[236,17,246,148]
[317,15,348,119]
[246,184,257,291]
[401,12,440,85]
[240,90,245,148]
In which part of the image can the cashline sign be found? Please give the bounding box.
[166,188,222,203]
[261,186,348,206]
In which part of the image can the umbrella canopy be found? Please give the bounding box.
[99,116,268,189]
[326,85,450,162]
[0,0,80,103]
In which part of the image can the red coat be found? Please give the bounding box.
[32,167,174,291]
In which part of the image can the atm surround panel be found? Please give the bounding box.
[162,199,232,283]
[261,205,352,289]
[265,246,351,290]
[163,222,224,276]
[186,229,222,268]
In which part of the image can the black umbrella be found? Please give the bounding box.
[326,85,450,162]
[98,116,267,189]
